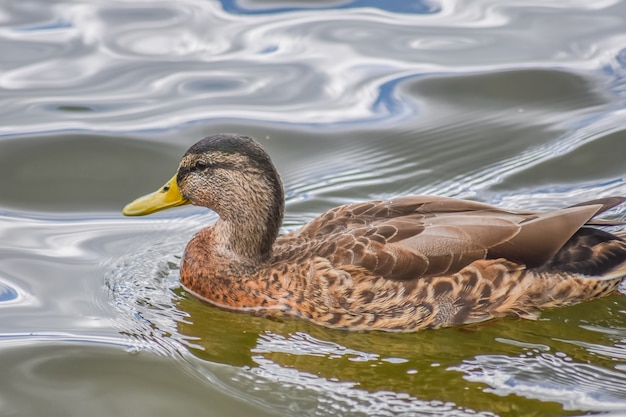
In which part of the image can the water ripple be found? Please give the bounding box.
[253,331,380,362]
[250,356,493,417]
[453,351,626,411]
[102,215,207,353]
[0,213,196,263]
[422,109,626,202]
[1,0,626,134]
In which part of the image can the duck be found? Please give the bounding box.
[123,133,626,331]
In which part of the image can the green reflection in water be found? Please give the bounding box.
[172,289,626,417]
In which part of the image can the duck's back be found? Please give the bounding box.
[277,196,626,278]
[266,196,626,330]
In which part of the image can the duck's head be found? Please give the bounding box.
[123,134,285,229]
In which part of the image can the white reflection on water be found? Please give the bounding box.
[253,331,379,362]
[0,331,157,352]
[453,351,626,412]
[251,355,492,417]
[1,0,626,134]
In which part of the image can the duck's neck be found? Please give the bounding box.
[213,176,284,263]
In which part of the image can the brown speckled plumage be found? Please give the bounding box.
[124,133,626,331]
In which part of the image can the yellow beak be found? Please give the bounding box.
[122,174,190,216]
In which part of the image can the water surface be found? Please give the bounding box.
[2,0,626,416]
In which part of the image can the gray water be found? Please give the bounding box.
[1,1,626,416]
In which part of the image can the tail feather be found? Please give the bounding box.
[490,205,603,268]
[539,227,626,277]
[549,197,626,279]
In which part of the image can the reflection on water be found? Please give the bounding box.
[111,258,626,415]
[456,351,626,412]
[2,0,626,134]
[0,277,23,304]
[1,0,626,416]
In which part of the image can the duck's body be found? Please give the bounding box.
[124,134,626,331]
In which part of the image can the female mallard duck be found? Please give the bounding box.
[123,133,626,331]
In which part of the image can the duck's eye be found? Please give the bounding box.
[194,160,208,170]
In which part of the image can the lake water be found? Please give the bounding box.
[2,1,626,416]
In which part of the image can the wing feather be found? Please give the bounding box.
[279,196,614,281]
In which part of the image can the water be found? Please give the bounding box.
[1,0,626,416]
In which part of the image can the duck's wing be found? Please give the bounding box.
[291,196,612,280]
